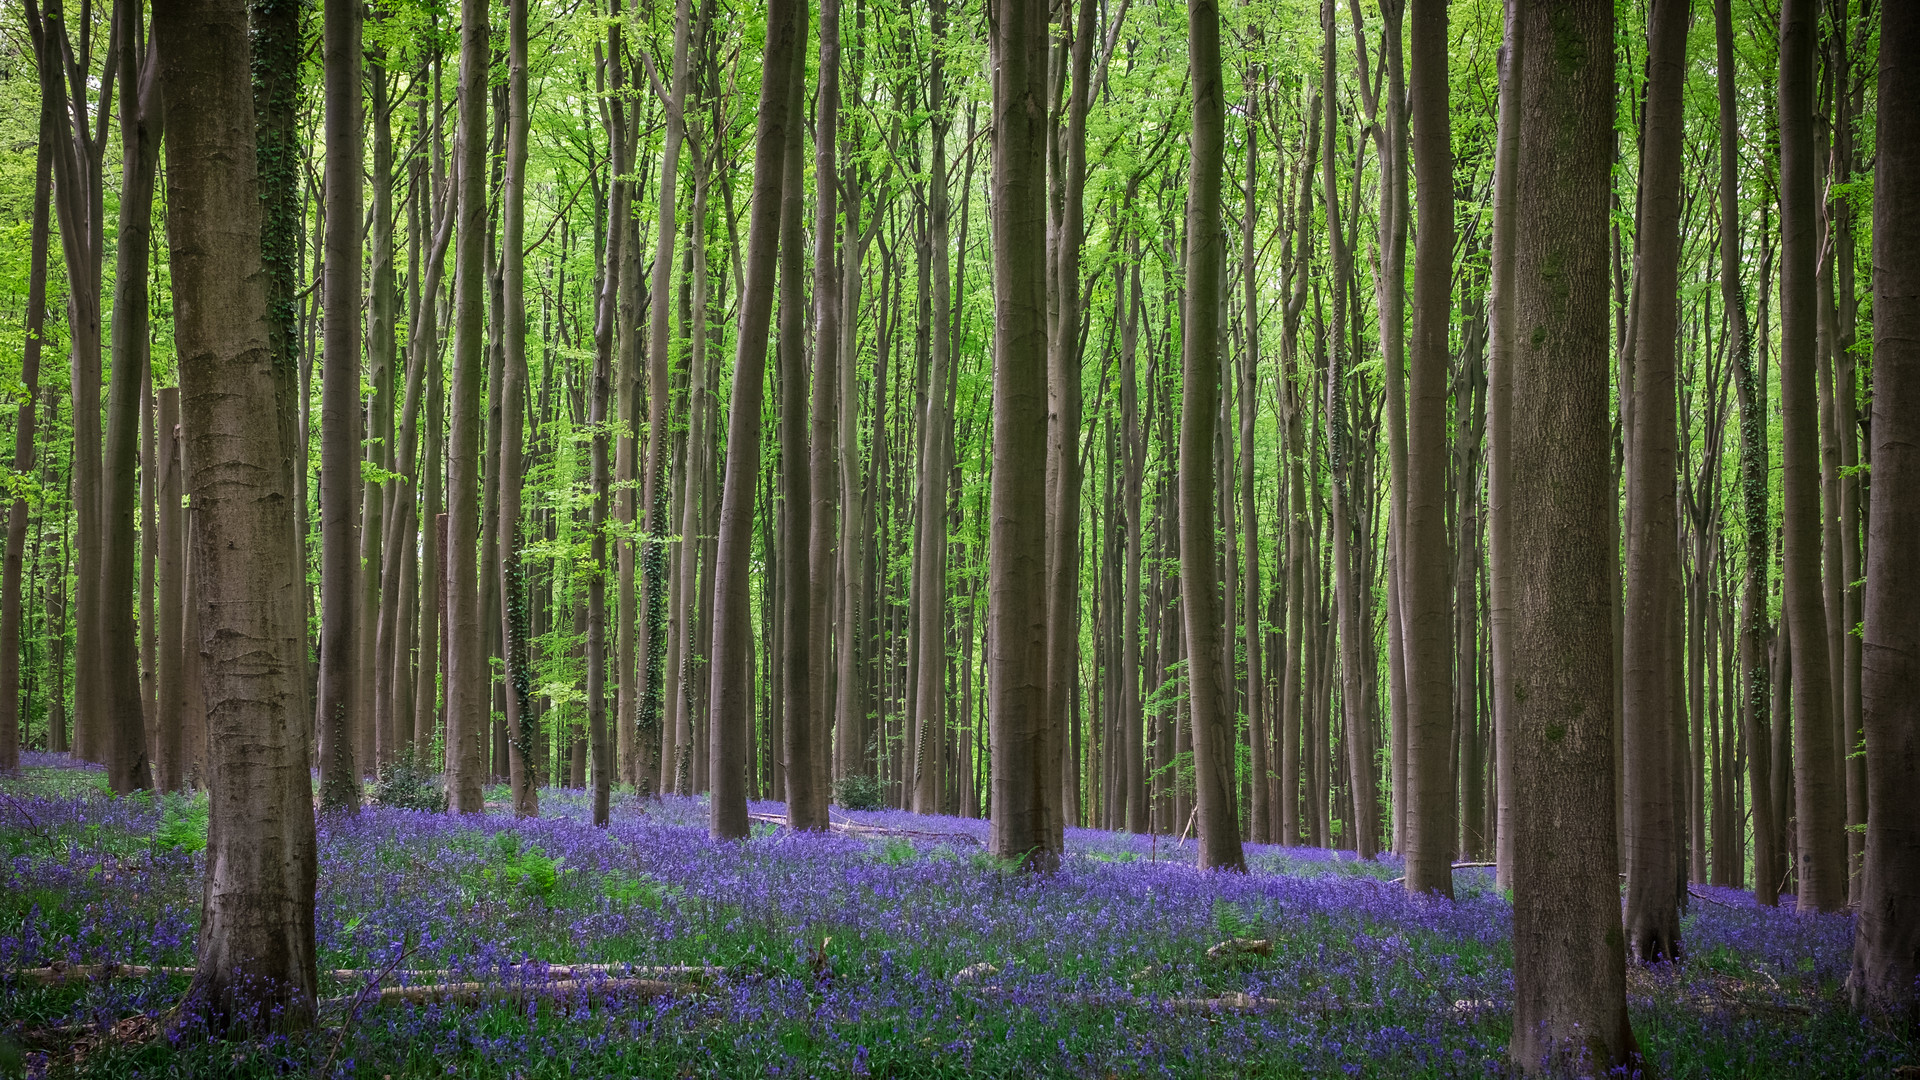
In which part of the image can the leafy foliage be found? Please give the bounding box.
[831,773,883,811]
[371,757,449,813]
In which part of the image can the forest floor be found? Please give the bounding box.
[0,752,1910,1079]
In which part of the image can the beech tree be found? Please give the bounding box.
[154,0,319,1027]
[1852,0,1918,1026]
[1506,0,1635,1069]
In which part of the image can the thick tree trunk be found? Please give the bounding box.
[317,0,362,812]
[1402,0,1453,892]
[154,0,319,1026]
[709,0,802,839]
[1506,0,1635,1070]
[987,0,1060,870]
[1851,0,1920,1026]
[1622,0,1687,964]
[1180,0,1245,873]
[444,0,491,814]
[1777,0,1846,913]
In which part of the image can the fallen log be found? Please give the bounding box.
[746,811,983,846]
[12,961,721,986]
[328,976,688,1008]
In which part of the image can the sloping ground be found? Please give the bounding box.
[1,757,1908,1079]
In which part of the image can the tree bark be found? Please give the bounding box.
[444,0,491,814]
[1179,0,1245,873]
[1851,0,1920,1027]
[1622,0,1688,964]
[1403,0,1453,892]
[1777,0,1846,913]
[154,0,319,1026]
[987,0,1061,870]
[776,18,818,826]
[155,389,187,790]
[498,0,538,816]
[1485,0,1522,890]
[1506,0,1635,1069]
[638,0,696,801]
[0,92,53,775]
[806,0,843,820]
[709,0,802,839]
[317,0,362,812]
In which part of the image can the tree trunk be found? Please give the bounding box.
[155,389,187,790]
[1711,0,1775,908]
[807,0,843,818]
[317,0,362,812]
[1851,0,1920,1026]
[444,0,491,814]
[1485,0,1521,892]
[639,0,695,802]
[359,56,395,775]
[1506,0,1635,1069]
[1240,90,1267,846]
[0,94,52,775]
[987,0,1060,870]
[776,23,818,826]
[1179,0,1245,873]
[155,0,319,1026]
[498,0,538,816]
[1402,0,1453,891]
[709,0,802,839]
[1777,0,1846,913]
[1621,0,1687,964]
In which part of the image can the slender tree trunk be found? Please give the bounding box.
[155,0,319,1026]
[709,0,802,839]
[444,0,491,814]
[1622,0,1688,964]
[1485,0,1521,890]
[361,56,394,773]
[1121,250,1147,834]
[1777,0,1846,913]
[807,0,844,819]
[1506,0,1635,1069]
[637,0,695,801]
[1240,94,1267,846]
[155,388,187,790]
[0,99,52,774]
[1851,0,1920,1026]
[497,0,537,815]
[317,0,362,812]
[912,0,956,817]
[1403,0,1453,891]
[987,0,1060,870]
[29,0,110,766]
[776,20,817,825]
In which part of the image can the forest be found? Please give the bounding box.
[0,0,1914,1074]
